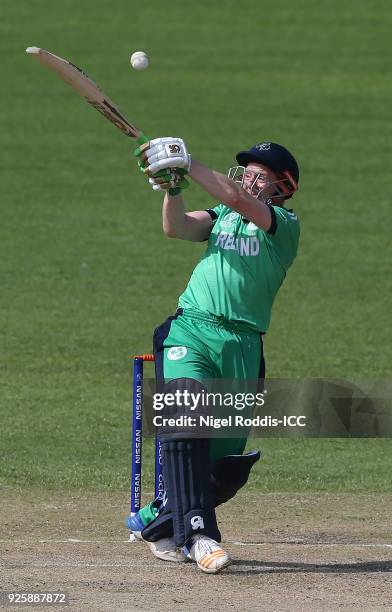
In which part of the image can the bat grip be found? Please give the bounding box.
[136,133,149,145]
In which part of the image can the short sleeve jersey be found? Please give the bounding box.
[178,204,300,332]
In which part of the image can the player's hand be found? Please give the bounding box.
[148,169,188,192]
[134,140,190,195]
[136,137,192,175]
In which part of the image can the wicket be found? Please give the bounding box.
[130,354,164,516]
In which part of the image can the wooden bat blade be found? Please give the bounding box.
[26,46,147,142]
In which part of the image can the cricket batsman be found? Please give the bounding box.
[128,139,300,574]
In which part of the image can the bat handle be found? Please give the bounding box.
[136,132,149,145]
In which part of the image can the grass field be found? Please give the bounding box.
[1,0,391,497]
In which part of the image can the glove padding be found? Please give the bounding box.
[137,137,191,175]
[148,170,187,192]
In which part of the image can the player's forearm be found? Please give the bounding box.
[189,159,245,212]
[188,159,272,230]
[162,192,187,238]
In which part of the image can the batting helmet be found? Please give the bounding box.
[236,142,299,198]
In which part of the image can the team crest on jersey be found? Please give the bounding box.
[167,346,188,361]
[220,212,239,229]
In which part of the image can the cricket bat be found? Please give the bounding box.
[26,46,148,144]
[26,46,188,190]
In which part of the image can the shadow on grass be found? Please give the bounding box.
[229,559,392,574]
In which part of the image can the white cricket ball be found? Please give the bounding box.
[130,51,149,70]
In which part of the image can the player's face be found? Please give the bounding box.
[242,163,279,200]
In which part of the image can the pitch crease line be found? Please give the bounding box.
[0,539,391,548]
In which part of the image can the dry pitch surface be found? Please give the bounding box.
[1,490,391,611]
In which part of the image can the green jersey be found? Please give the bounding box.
[178,204,300,332]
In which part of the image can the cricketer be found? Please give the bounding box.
[128,138,300,573]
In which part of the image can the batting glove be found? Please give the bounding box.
[136,137,191,175]
[134,140,189,195]
[148,169,189,193]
